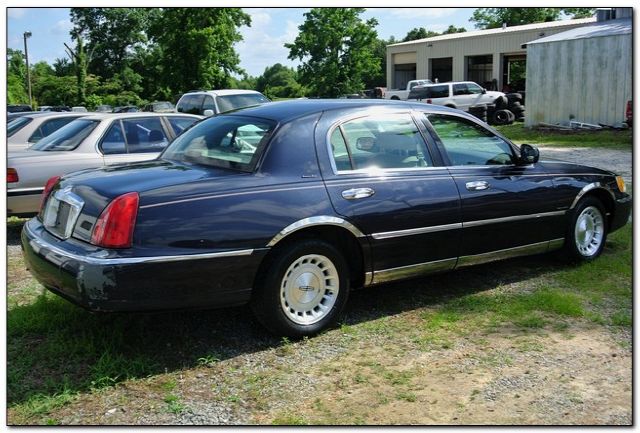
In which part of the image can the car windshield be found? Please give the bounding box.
[30,119,99,151]
[216,94,270,113]
[162,115,275,172]
[7,117,33,137]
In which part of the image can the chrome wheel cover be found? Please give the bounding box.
[280,254,339,325]
[574,206,604,257]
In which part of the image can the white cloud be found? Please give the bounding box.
[387,8,457,19]
[8,8,28,19]
[51,19,72,35]
[236,12,302,76]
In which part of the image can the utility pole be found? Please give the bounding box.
[23,31,32,108]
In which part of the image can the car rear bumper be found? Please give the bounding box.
[21,218,267,312]
[8,189,42,217]
[610,194,632,232]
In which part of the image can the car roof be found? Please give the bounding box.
[185,89,264,97]
[79,112,201,121]
[225,99,458,122]
[22,112,88,119]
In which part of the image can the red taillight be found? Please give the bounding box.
[91,192,139,249]
[39,175,61,213]
[7,168,19,183]
[426,99,432,104]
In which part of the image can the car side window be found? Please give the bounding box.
[177,95,205,115]
[100,122,127,154]
[330,114,433,171]
[452,84,468,96]
[428,85,450,99]
[467,83,484,94]
[426,114,515,166]
[121,117,170,153]
[202,95,216,113]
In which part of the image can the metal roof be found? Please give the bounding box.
[387,17,596,47]
[526,17,631,45]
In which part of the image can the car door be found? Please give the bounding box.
[101,117,172,165]
[422,112,565,263]
[452,83,472,110]
[316,109,462,283]
[465,82,488,107]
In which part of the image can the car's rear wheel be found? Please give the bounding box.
[562,197,607,262]
[251,239,350,338]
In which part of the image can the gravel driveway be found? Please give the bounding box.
[539,146,632,184]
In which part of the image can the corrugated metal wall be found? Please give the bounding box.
[525,34,632,126]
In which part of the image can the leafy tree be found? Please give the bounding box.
[70,8,156,78]
[470,8,595,29]
[402,27,439,42]
[363,36,395,88]
[286,8,380,97]
[53,58,73,77]
[64,34,92,105]
[255,63,305,98]
[148,8,251,93]
[442,25,467,34]
[7,49,28,104]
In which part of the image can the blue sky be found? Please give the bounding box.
[7,7,477,76]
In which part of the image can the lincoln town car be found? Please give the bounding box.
[21,100,631,337]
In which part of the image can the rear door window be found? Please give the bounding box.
[168,116,199,136]
[121,117,170,153]
[453,83,468,96]
[100,122,127,154]
[427,85,450,99]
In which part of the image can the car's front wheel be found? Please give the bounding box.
[562,197,607,262]
[251,239,350,338]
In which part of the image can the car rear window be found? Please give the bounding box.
[162,115,275,172]
[216,94,270,113]
[30,119,99,151]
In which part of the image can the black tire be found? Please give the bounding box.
[251,239,350,338]
[511,106,525,115]
[494,95,508,109]
[506,93,523,103]
[509,101,523,111]
[561,197,608,263]
[506,110,516,123]
[492,109,511,125]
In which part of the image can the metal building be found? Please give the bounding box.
[386,18,595,92]
[524,15,632,127]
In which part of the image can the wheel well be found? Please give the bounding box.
[444,104,456,109]
[256,226,366,290]
[390,96,400,100]
[583,189,616,228]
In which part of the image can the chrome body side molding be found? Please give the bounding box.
[364,238,565,286]
[456,238,565,268]
[266,215,366,247]
[372,223,463,240]
[367,258,457,286]
[462,210,566,228]
[569,182,615,209]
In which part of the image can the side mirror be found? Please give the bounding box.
[482,88,487,94]
[203,109,215,117]
[519,144,539,164]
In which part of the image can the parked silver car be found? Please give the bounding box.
[8,112,89,152]
[7,112,201,216]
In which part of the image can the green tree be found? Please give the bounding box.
[70,8,156,79]
[442,25,467,34]
[286,8,380,97]
[470,8,595,29]
[255,63,305,98]
[64,34,92,105]
[53,58,73,77]
[7,49,28,104]
[148,8,251,94]
[402,27,439,42]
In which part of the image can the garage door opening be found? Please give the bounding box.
[466,55,493,88]
[393,64,417,90]
[430,57,452,83]
[502,54,527,93]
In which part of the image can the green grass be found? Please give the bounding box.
[496,123,632,149]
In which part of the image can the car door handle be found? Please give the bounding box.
[341,188,375,200]
[465,181,490,191]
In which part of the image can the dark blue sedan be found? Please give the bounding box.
[22,100,631,337]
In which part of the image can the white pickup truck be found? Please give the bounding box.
[384,79,432,100]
